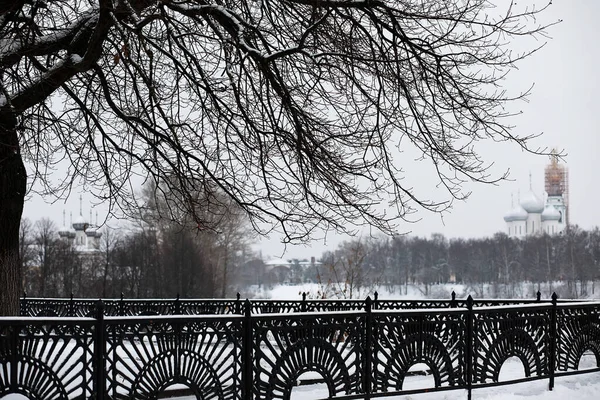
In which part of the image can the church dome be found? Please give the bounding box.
[58,225,71,238]
[72,214,88,231]
[520,191,544,213]
[541,205,561,221]
[503,205,528,222]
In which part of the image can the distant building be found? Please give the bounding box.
[57,200,102,252]
[264,257,321,284]
[503,154,569,238]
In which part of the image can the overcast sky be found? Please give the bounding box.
[22,1,600,261]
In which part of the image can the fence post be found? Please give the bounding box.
[364,296,373,399]
[537,291,542,302]
[21,291,27,316]
[9,323,18,391]
[235,293,241,314]
[174,293,181,315]
[68,292,75,317]
[242,299,253,400]
[450,291,457,308]
[373,291,379,310]
[465,295,474,400]
[119,292,125,316]
[549,292,558,391]
[93,300,106,399]
[301,292,307,312]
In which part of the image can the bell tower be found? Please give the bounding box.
[544,151,569,228]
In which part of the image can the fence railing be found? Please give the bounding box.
[19,290,561,317]
[1,294,599,400]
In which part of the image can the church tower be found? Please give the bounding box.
[544,152,569,231]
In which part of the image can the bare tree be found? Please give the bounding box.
[138,179,252,297]
[33,218,57,297]
[19,218,35,294]
[320,239,380,299]
[0,0,557,314]
[99,226,120,297]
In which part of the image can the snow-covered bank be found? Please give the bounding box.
[245,282,600,301]
[245,282,465,300]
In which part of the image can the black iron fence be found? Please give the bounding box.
[19,290,563,317]
[1,293,600,399]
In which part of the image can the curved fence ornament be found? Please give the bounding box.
[374,310,464,392]
[472,305,550,383]
[556,302,600,371]
[3,293,600,399]
[252,312,362,400]
[0,318,95,399]
[105,315,243,400]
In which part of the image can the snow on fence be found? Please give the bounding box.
[1,294,600,399]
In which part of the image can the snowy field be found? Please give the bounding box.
[247,281,600,301]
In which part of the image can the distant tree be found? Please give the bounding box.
[319,239,379,299]
[112,231,149,297]
[388,236,412,294]
[448,238,468,284]
[558,226,586,298]
[98,226,121,297]
[136,180,251,298]
[19,218,35,294]
[0,0,557,314]
[586,228,600,295]
[33,218,57,297]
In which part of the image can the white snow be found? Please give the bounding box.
[161,372,600,400]
[2,371,599,400]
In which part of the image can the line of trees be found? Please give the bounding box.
[21,220,600,300]
[316,227,600,299]
[19,216,254,299]
[20,184,256,299]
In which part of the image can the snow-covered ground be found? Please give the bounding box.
[248,282,466,300]
[281,373,600,400]
[4,370,600,400]
[247,282,600,301]
[165,360,600,400]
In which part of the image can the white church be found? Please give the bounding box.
[57,208,103,252]
[503,190,567,238]
[504,156,569,238]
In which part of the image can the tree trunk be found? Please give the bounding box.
[0,107,27,315]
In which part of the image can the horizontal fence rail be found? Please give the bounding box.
[1,294,600,399]
[19,290,572,318]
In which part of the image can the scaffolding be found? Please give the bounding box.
[544,152,569,226]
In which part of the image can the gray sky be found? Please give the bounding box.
[22,1,600,261]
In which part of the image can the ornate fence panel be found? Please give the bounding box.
[556,302,600,371]
[372,308,467,394]
[471,304,551,385]
[0,317,95,399]
[104,315,244,400]
[251,310,366,399]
